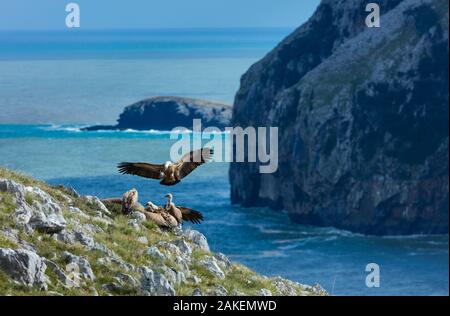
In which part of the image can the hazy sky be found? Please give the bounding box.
[0,0,320,30]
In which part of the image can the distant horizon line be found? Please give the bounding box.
[0,26,298,33]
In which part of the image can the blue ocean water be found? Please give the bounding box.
[0,125,448,296]
[0,29,448,295]
[0,28,289,124]
[0,28,291,60]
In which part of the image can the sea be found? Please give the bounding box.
[0,29,448,296]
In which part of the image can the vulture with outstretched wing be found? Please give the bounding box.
[117,148,213,186]
[178,206,204,224]
[164,193,204,224]
[145,201,179,228]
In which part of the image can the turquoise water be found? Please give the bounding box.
[0,29,289,124]
[0,125,448,296]
[0,29,448,295]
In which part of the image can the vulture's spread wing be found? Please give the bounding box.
[178,206,204,224]
[117,162,164,179]
[176,148,213,179]
[100,198,122,205]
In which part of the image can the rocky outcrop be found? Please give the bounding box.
[84,96,232,131]
[198,256,226,280]
[183,229,210,252]
[230,0,449,235]
[0,179,66,234]
[0,248,48,290]
[62,252,96,282]
[0,168,326,296]
[140,267,176,296]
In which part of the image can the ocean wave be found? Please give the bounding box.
[426,241,449,246]
[381,234,450,240]
[243,223,304,235]
[230,250,288,260]
[314,226,363,238]
[122,128,183,135]
[40,125,175,134]
[40,124,86,132]
[259,250,287,258]
[274,235,339,250]
[407,250,448,256]
[40,125,229,136]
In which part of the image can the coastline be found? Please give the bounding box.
[0,167,326,296]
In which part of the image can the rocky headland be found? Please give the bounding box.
[230,0,449,235]
[0,167,325,296]
[84,96,232,131]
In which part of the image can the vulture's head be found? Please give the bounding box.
[164,193,173,202]
[122,188,138,210]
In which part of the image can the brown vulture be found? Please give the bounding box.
[163,193,204,224]
[102,190,204,227]
[117,148,213,186]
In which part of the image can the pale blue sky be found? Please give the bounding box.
[0,0,320,30]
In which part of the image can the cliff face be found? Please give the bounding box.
[230,0,449,235]
[84,96,231,131]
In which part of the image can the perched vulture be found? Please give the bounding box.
[101,188,140,215]
[101,190,204,228]
[164,193,204,224]
[117,148,213,186]
[145,201,179,229]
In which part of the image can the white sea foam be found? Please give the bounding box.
[41,124,85,132]
[40,125,230,136]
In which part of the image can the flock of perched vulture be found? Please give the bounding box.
[101,148,213,229]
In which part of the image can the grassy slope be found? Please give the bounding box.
[0,167,322,296]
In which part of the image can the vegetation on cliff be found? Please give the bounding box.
[0,167,325,296]
[230,0,449,235]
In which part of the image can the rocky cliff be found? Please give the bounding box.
[0,168,325,296]
[84,96,232,131]
[230,0,449,235]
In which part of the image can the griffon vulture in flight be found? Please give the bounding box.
[117,148,213,186]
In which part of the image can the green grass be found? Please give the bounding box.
[0,192,17,236]
[24,192,36,206]
[0,192,15,215]
[0,167,69,203]
[0,234,17,249]
[0,167,321,296]
[101,201,122,215]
